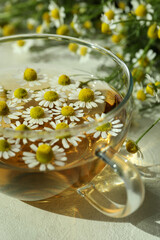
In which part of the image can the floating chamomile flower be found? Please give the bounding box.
[45,120,85,149]
[145,74,160,102]
[0,137,21,159]
[34,88,66,108]
[131,0,154,26]
[10,120,38,145]
[85,113,123,139]
[78,46,91,63]
[125,139,143,158]
[132,49,156,68]
[22,143,67,171]
[69,88,105,109]
[101,3,122,30]
[0,101,23,125]
[13,40,34,54]
[52,103,84,122]
[50,74,80,92]
[7,88,33,104]
[22,106,53,125]
[18,68,48,87]
[48,1,65,28]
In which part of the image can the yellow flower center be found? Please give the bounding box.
[132,68,145,82]
[36,25,42,34]
[15,124,30,131]
[36,144,53,163]
[17,40,26,47]
[105,10,115,20]
[138,57,149,67]
[126,140,138,154]
[68,43,78,53]
[147,24,158,39]
[96,122,112,132]
[116,53,124,60]
[0,139,10,152]
[51,8,60,19]
[30,106,44,119]
[135,4,147,17]
[80,47,87,56]
[55,122,69,130]
[78,88,94,102]
[0,101,9,116]
[14,88,28,99]
[83,20,92,29]
[44,91,59,101]
[146,83,154,95]
[42,12,50,23]
[118,2,126,10]
[24,68,37,81]
[61,106,74,116]
[136,89,146,101]
[58,74,71,85]
[27,23,34,30]
[55,122,71,139]
[101,22,111,34]
[111,34,122,43]
[158,28,160,39]
[155,81,160,89]
[56,24,69,35]
[2,24,15,36]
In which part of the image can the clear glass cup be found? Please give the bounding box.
[0,34,144,218]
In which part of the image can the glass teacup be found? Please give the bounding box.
[0,34,144,218]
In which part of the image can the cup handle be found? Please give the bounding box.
[77,145,145,218]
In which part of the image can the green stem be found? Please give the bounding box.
[135,118,160,144]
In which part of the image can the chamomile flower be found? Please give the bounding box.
[70,14,85,35]
[101,3,122,30]
[22,106,53,125]
[52,103,84,122]
[7,88,33,104]
[34,88,67,108]
[17,68,48,87]
[48,1,65,28]
[13,40,34,54]
[0,101,23,125]
[45,120,85,149]
[131,0,154,26]
[0,137,21,159]
[27,18,37,31]
[78,46,91,63]
[10,120,38,144]
[22,143,67,171]
[125,139,143,158]
[132,49,156,67]
[50,74,80,93]
[145,74,160,102]
[85,113,123,139]
[68,88,105,109]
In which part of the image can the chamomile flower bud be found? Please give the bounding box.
[146,83,154,95]
[17,40,25,47]
[56,24,69,35]
[79,47,88,56]
[111,34,122,43]
[101,22,111,34]
[2,24,15,36]
[126,140,138,154]
[24,68,37,81]
[0,139,10,152]
[68,43,78,53]
[147,23,157,39]
[135,4,147,17]
[0,101,9,116]
[83,20,92,29]
[136,89,146,101]
[118,2,126,10]
[36,144,53,163]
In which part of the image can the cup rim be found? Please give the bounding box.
[0,33,133,139]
